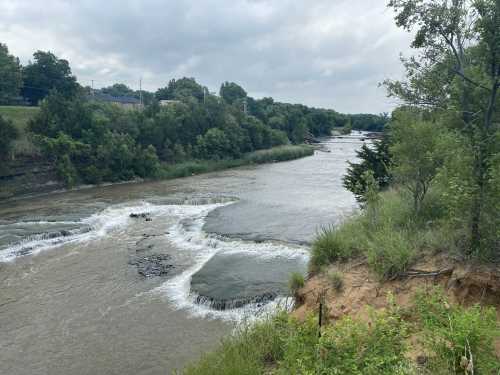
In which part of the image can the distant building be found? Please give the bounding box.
[159,99,181,107]
[93,93,142,109]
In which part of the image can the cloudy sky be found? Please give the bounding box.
[0,0,413,113]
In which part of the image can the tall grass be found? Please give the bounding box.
[182,313,288,375]
[311,188,453,279]
[183,290,498,374]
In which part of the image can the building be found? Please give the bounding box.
[93,93,142,109]
[159,99,181,107]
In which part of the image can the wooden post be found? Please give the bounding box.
[318,300,323,338]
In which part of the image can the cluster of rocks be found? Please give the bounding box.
[128,254,174,277]
[129,212,152,222]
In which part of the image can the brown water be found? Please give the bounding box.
[0,134,364,374]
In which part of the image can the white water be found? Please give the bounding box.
[1,199,307,322]
[155,202,307,321]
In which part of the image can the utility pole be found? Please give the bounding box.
[91,80,95,98]
[243,98,247,115]
[139,78,143,108]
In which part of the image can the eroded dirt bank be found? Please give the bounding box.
[293,255,500,357]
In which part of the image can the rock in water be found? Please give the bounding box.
[129,254,174,277]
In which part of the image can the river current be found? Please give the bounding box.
[0,134,364,374]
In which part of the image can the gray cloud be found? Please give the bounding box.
[0,0,412,113]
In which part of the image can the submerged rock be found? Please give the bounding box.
[129,254,174,277]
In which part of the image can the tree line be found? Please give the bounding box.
[0,42,387,186]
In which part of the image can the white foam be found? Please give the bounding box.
[0,201,225,263]
[1,199,309,322]
[154,203,309,322]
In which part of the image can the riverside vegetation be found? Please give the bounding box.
[0,43,387,193]
[184,0,500,374]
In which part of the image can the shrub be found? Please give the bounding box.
[276,306,411,375]
[310,221,366,272]
[366,227,415,280]
[414,288,500,374]
[288,272,305,295]
[183,313,289,375]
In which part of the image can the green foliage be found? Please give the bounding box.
[414,288,500,374]
[313,309,409,375]
[0,43,22,105]
[22,50,80,105]
[288,272,305,295]
[311,187,455,279]
[0,114,19,160]
[155,77,205,102]
[310,221,365,272]
[386,0,500,257]
[195,128,234,160]
[185,305,411,375]
[349,113,390,132]
[343,137,391,203]
[182,313,288,375]
[220,82,247,105]
[366,227,415,280]
[243,145,313,164]
[390,112,443,214]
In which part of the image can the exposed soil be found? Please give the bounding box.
[293,254,500,357]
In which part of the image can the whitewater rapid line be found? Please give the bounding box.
[0,198,309,321]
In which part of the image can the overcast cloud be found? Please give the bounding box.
[0,0,413,113]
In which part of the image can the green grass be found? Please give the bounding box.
[182,290,499,374]
[158,145,314,180]
[311,188,453,280]
[288,272,305,295]
[0,106,39,156]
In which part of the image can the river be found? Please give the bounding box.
[0,134,364,374]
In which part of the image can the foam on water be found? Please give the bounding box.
[0,200,227,263]
[1,197,308,321]
[155,202,309,322]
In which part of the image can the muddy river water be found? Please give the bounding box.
[0,134,364,374]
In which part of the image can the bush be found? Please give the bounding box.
[310,220,366,272]
[288,272,305,295]
[414,288,500,374]
[183,313,289,375]
[314,309,410,375]
[366,227,415,280]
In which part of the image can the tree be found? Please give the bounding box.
[343,137,391,203]
[100,83,135,97]
[0,115,19,160]
[291,120,308,144]
[0,43,22,104]
[390,114,443,213]
[156,77,205,102]
[22,51,79,105]
[386,0,500,254]
[195,128,233,159]
[220,82,247,105]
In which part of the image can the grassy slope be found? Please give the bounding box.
[0,106,39,156]
[182,188,500,374]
